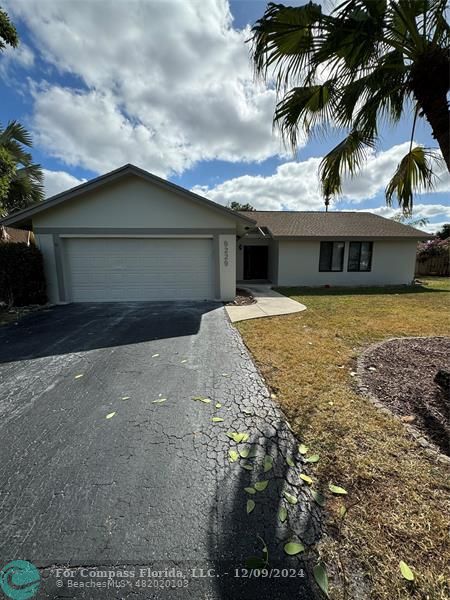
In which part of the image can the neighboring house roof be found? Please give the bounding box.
[0,164,257,229]
[240,211,430,239]
[0,226,34,244]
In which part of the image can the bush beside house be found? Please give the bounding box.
[0,243,47,306]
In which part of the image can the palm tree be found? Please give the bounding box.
[0,121,44,217]
[250,0,450,213]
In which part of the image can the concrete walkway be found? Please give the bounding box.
[226,285,306,322]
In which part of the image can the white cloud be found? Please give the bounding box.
[6,0,289,176]
[0,41,34,80]
[192,143,450,212]
[43,169,86,198]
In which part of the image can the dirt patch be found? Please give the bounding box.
[359,337,450,456]
[226,288,256,306]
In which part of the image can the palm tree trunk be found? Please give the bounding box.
[410,49,450,171]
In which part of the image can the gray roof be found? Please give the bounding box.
[0,164,256,228]
[240,211,430,239]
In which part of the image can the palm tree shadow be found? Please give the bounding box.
[208,420,324,599]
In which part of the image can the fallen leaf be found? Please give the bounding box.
[242,408,253,415]
[298,444,309,454]
[246,499,255,514]
[329,483,348,495]
[263,455,273,472]
[152,398,167,403]
[399,561,414,581]
[278,506,288,523]
[241,463,253,471]
[311,490,326,507]
[300,474,313,485]
[215,402,222,409]
[239,446,250,458]
[254,480,269,492]
[368,366,377,371]
[74,374,84,379]
[152,353,160,358]
[121,396,130,400]
[226,432,249,443]
[222,373,230,377]
[313,564,329,597]
[286,456,295,467]
[181,359,187,364]
[350,371,357,377]
[305,454,320,463]
[212,417,224,423]
[106,412,116,419]
[338,504,347,518]
[283,491,298,505]
[244,487,256,495]
[229,450,239,463]
[284,541,305,556]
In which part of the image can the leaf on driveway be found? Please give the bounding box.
[152,398,167,403]
[298,443,309,454]
[192,396,211,403]
[300,474,313,485]
[278,506,288,523]
[215,402,222,408]
[329,483,348,495]
[286,456,295,467]
[254,480,269,492]
[313,564,329,597]
[222,373,230,377]
[229,449,239,463]
[121,396,130,400]
[152,353,160,358]
[212,417,224,423]
[242,408,253,415]
[74,374,84,379]
[246,499,255,514]
[311,490,326,507]
[305,454,320,463]
[263,455,273,472]
[181,359,188,363]
[241,462,253,471]
[283,541,305,556]
[239,446,250,458]
[244,487,256,495]
[399,561,414,581]
[226,432,249,443]
[283,491,298,505]
[106,412,116,419]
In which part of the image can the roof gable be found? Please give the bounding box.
[1,164,256,228]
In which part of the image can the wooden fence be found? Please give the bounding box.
[415,254,449,277]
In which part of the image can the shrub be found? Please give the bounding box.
[0,242,47,306]
[417,237,449,262]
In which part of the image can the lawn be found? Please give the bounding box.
[237,277,450,600]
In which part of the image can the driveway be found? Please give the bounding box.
[0,303,321,599]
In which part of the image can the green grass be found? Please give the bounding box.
[238,277,450,600]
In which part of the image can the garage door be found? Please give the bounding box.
[64,238,215,301]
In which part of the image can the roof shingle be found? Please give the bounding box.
[239,211,429,239]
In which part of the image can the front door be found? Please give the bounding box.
[244,245,268,280]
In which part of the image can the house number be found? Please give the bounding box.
[223,240,229,267]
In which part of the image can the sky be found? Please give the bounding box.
[0,0,449,233]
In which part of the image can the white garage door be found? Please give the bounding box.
[64,237,215,301]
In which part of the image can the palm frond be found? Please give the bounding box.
[0,120,33,148]
[385,146,442,213]
[319,129,375,200]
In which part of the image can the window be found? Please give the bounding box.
[319,241,345,272]
[348,242,373,272]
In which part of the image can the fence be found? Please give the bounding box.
[415,254,449,277]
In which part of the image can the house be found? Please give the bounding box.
[0,164,429,304]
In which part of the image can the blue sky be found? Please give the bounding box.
[1,0,448,231]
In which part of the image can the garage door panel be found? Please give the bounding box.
[64,238,215,301]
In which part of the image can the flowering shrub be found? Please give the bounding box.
[417,237,450,261]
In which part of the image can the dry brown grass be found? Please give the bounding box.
[237,278,450,600]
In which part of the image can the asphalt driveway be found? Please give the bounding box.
[0,303,321,599]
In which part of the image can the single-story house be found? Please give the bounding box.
[0,164,429,303]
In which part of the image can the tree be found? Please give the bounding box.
[229,201,256,211]
[250,0,450,214]
[0,121,44,217]
[391,212,429,228]
[436,223,450,239]
[0,8,18,51]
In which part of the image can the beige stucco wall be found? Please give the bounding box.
[277,239,418,286]
[33,175,238,230]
